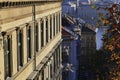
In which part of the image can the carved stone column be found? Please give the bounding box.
[51,15,54,39]
[11,30,17,75]
[48,16,50,42]
[0,32,4,80]
[23,26,27,65]
[30,22,35,58]
[55,13,57,36]
[43,17,46,46]
[57,12,60,33]
[60,11,62,32]
[37,19,41,51]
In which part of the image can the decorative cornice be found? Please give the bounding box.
[0,1,61,9]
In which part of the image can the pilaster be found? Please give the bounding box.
[58,12,61,32]
[0,34,5,80]
[47,62,50,80]
[51,56,54,80]
[43,18,46,46]
[58,46,60,67]
[31,23,35,58]
[38,72,42,80]
[55,13,57,36]
[60,11,62,32]
[23,26,27,65]
[44,66,47,80]
[48,16,50,42]
[60,44,62,64]
[11,31,17,75]
[57,12,60,33]
[37,19,41,52]
[51,15,54,39]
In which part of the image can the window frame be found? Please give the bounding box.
[4,35,12,78]
[17,29,23,70]
[27,25,32,61]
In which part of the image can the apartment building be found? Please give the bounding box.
[81,26,96,55]
[62,14,81,80]
[80,26,96,67]
[0,0,62,80]
[62,27,78,80]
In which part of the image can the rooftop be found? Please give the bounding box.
[82,26,96,34]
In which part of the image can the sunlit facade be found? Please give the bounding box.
[0,0,62,80]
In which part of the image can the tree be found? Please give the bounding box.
[97,4,120,80]
[90,50,109,80]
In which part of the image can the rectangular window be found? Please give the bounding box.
[50,64,53,78]
[46,19,48,43]
[62,52,68,63]
[55,49,58,68]
[17,30,23,70]
[41,21,44,48]
[56,15,58,34]
[53,15,55,36]
[4,35,12,78]
[27,26,31,61]
[41,70,44,80]
[58,46,61,66]
[59,13,61,32]
[53,53,56,73]
[35,23,39,52]
[57,48,59,68]
[50,16,52,39]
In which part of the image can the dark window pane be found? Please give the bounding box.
[4,35,12,78]
[53,15,55,36]
[17,30,23,70]
[50,16,52,39]
[41,21,44,47]
[42,70,44,80]
[56,15,58,34]
[27,26,31,60]
[46,19,48,43]
[35,23,39,52]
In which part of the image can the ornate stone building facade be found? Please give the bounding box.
[0,0,62,80]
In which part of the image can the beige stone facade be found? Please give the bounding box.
[0,1,62,80]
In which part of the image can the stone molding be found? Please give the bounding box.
[0,1,61,9]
